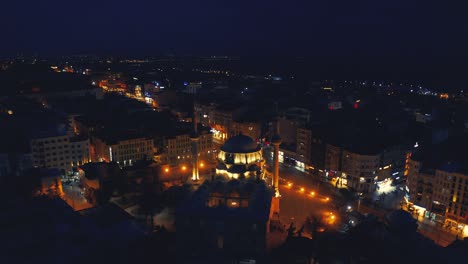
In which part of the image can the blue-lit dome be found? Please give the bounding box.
[221,134,260,153]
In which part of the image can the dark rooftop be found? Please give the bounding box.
[221,134,261,153]
[177,178,273,222]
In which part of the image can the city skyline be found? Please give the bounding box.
[3,1,468,89]
[2,2,468,263]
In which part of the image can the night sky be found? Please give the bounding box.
[2,1,468,87]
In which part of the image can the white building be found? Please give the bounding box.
[31,134,90,175]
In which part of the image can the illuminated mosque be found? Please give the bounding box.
[215,133,264,179]
[176,113,282,259]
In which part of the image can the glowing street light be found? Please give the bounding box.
[325,197,330,201]
[200,162,204,168]
[300,187,305,192]
[164,168,169,173]
[287,182,293,187]
[310,191,315,196]
[182,166,187,171]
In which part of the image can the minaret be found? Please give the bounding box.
[271,117,281,198]
[190,105,200,181]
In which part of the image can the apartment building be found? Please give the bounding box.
[342,150,380,194]
[30,134,90,175]
[196,103,262,148]
[166,130,213,165]
[93,134,154,167]
[407,152,468,226]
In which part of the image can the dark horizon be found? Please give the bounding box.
[2,1,468,90]
[5,53,466,91]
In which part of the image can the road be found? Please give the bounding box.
[273,164,343,237]
[61,179,92,211]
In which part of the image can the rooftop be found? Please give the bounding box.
[221,134,261,153]
[177,178,273,222]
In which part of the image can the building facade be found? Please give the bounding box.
[31,134,90,174]
[93,136,153,167]
[407,158,468,226]
[166,131,213,166]
[342,150,380,194]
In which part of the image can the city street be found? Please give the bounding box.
[275,165,343,237]
[62,178,92,211]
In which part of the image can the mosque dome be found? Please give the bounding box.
[216,134,264,180]
[221,134,261,154]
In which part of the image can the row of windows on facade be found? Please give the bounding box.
[37,154,87,162]
[33,144,87,151]
[34,149,86,157]
[35,159,85,167]
[169,138,212,146]
[168,144,211,151]
[113,148,150,156]
[174,150,211,158]
[117,143,150,149]
[32,138,69,145]
[115,154,147,160]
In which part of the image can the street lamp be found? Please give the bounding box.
[182,166,187,171]
[165,168,169,173]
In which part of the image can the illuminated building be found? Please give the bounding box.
[176,179,274,261]
[325,142,408,195]
[276,116,325,172]
[31,134,90,175]
[341,150,380,194]
[295,127,312,171]
[176,131,282,261]
[216,134,264,179]
[93,133,153,167]
[166,129,212,166]
[195,102,262,147]
[407,139,468,229]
